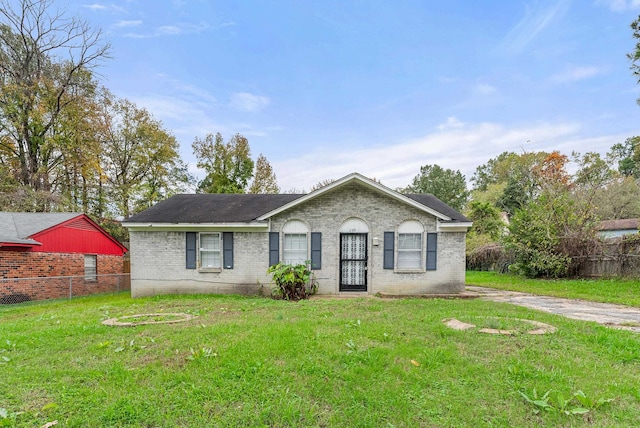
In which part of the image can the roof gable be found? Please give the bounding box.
[257,173,469,222]
[0,213,127,255]
[31,214,127,255]
[0,212,80,246]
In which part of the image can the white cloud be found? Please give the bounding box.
[83,3,107,10]
[83,3,127,13]
[114,20,142,28]
[271,120,621,192]
[123,22,210,38]
[437,116,465,130]
[597,0,640,11]
[499,0,570,54]
[551,65,605,83]
[158,25,182,35]
[229,92,271,112]
[473,83,497,95]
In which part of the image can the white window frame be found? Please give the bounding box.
[397,220,424,271]
[282,220,309,265]
[283,233,308,265]
[199,232,222,269]
[84,254,97,281]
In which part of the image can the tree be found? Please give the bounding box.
[310,179,335,192]
[629,16,640,101]
[505,167,602,279]
[608,137,640,178]
[248,154,279,194]
[404,164,469,211]
[99,93,189,219]
[471,151,522,192]
[467,201,503,241]
[532,151,571,191]
[473,151,547,217]
[496,175,532,217]
[50,70,104,213]
[592,176,640,220]
[0,0,109,209]
[572,151,615,191]
[193,133,254,193]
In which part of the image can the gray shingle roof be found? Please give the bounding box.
[0,212,82,245]
[404,194,470,222]
[597,218,638,231]
[125,194,304,223]
[124,192,469,224]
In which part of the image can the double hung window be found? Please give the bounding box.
[396,220,424,270]
[283,233,307,265]
[397,233,422,269]
[200,233,222,269]
[282,220,309,265]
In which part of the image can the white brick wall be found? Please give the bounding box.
[129,183,467,297]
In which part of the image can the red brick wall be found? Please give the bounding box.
[0,251,128,302]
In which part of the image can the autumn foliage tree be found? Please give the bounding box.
[249,154,279,194]
[0,0,110,210]
[99,93,191,219]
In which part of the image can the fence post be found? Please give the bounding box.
[69,276,73,300]
[117,274,120,293]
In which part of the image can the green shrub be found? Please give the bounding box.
[267,262,318,301]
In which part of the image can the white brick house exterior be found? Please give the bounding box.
[123,173,472,297]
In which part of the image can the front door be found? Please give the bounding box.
[340,233,368,292]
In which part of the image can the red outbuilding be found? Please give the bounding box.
[0,212,128,303]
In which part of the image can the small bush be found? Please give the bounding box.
[267,262,318,301]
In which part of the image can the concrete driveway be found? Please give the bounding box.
[466,286,640,333]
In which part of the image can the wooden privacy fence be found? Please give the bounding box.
[577,238,640,278]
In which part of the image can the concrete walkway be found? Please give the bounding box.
[465,286,640,333]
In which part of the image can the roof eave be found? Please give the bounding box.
[122,222,269,232]
[256,172,452,221]
[0,240,41,247]
[438,222,473,232]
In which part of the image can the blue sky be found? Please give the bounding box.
[61,0,640,191]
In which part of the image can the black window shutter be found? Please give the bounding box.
[383,231,394,269]
[269,232,279,266]
[223,232,233,269]
[186,232,197,269]
[310,232,322,270]
[426,233,437,270]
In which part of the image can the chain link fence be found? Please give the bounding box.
[0,273,131,305]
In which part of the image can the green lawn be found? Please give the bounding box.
[466,271,640,307]
[1,292,640,426]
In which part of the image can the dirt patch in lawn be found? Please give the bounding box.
[102,313,195,327]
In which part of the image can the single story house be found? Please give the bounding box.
[597,218,639,239]
[123,173,472,297]
[0,213,128,302]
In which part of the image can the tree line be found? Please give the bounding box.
[404,144,640,278]
[0,0,278,240]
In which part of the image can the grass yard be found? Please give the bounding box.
[466,271,640,307]
[1,292,640,427]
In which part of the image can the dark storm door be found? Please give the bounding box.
[339,233,368,291]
